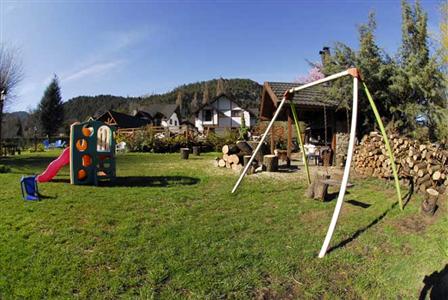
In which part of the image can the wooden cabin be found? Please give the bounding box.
[259,81,349,164]
[96,110,151,131]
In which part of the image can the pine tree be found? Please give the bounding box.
[38,75,64,137]
[356,12,396,135]
[390,0,444,139]
[216,78,225,96]
[321,43,356,111]
[16,117,23,137]
[202,82,210,105]
[191,92,199,112]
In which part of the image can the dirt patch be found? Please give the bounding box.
[392,214,436,234]
[252,274,302,300]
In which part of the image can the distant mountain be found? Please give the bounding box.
[2,78,262,139]
[63,78,262,122]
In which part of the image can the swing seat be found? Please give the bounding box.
[20,176,40,201]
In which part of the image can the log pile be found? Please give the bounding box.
[215,141,269,172]
[354,132,448,195]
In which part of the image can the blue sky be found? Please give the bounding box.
[1,0,443,112]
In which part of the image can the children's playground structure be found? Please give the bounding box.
[232,68,402,258]
[21,121,116,200]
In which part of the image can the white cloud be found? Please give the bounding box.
[107,28,151,51]
[63,60,124,83]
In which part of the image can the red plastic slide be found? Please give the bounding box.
[36,147,70,183]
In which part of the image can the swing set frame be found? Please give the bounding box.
[231,68,403,258]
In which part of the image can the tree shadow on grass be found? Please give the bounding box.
[326,201,398,254]
[419,264,448,300]
[99,176,200,188]
[326,183,415,253]
[1,156,56,169]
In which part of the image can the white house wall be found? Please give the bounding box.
[162,113,180,130]
[195,96,255,133]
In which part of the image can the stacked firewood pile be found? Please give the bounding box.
[354,132,448,196]
[215,141,270,172]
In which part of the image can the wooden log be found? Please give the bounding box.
[228,154,242,165]
[236,141,253,155]
[432,171,442,181]
[263,155,278,172]
[421,188,439,216]
[222,144,239,155]
[192,146,200,156]
[225,161,231,168]
[218,159,226,168]
[222,153,229,162]
[180,148,190,160]
[231,163,243,172]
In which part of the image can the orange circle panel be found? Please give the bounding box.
[82,127,93,137]
[76,139,88,152]
[77,169,87,180]
[82,155,92,167]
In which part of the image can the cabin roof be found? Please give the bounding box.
[265,82,339,108]
[96,110,150,129]
[141,104,179,119]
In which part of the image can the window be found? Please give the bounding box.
[231,110,243,117]
[203,109,213,122]
[169,119,173,125]
[174,120,178,126]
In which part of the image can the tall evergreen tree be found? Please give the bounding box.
[390,0,444,139]
[321,43,356,111]
[356,12,396,135]
[216,78,225,96]
[202,82,210,105]
[38,75,64,137]
[191,92,199,112]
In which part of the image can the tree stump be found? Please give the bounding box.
[306,173,331,201]
[180,148,190,160]
[321,149,332,167]
[263,155,278,172]
[192,146,200,156]
[421,188,439,216]
[243,155,252,166]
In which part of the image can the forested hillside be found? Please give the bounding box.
[63,78,262,123]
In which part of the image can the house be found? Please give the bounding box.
[259,81,348,162]
[141,104,181,130]
[96,110,151,130]
[133,110,153,124]
[194,94,257,134]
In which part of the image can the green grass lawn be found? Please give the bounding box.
[0,150,447,299]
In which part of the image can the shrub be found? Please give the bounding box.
[0,165,11,173]
[29,143,45,152]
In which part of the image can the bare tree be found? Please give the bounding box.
[0,45,23,146]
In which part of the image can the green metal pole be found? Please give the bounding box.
[290,102,311,185]
[362,82,403,210]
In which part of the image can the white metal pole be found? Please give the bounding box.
[318,76,359,258]
[231,96,288,193]
[289,70,350,93]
